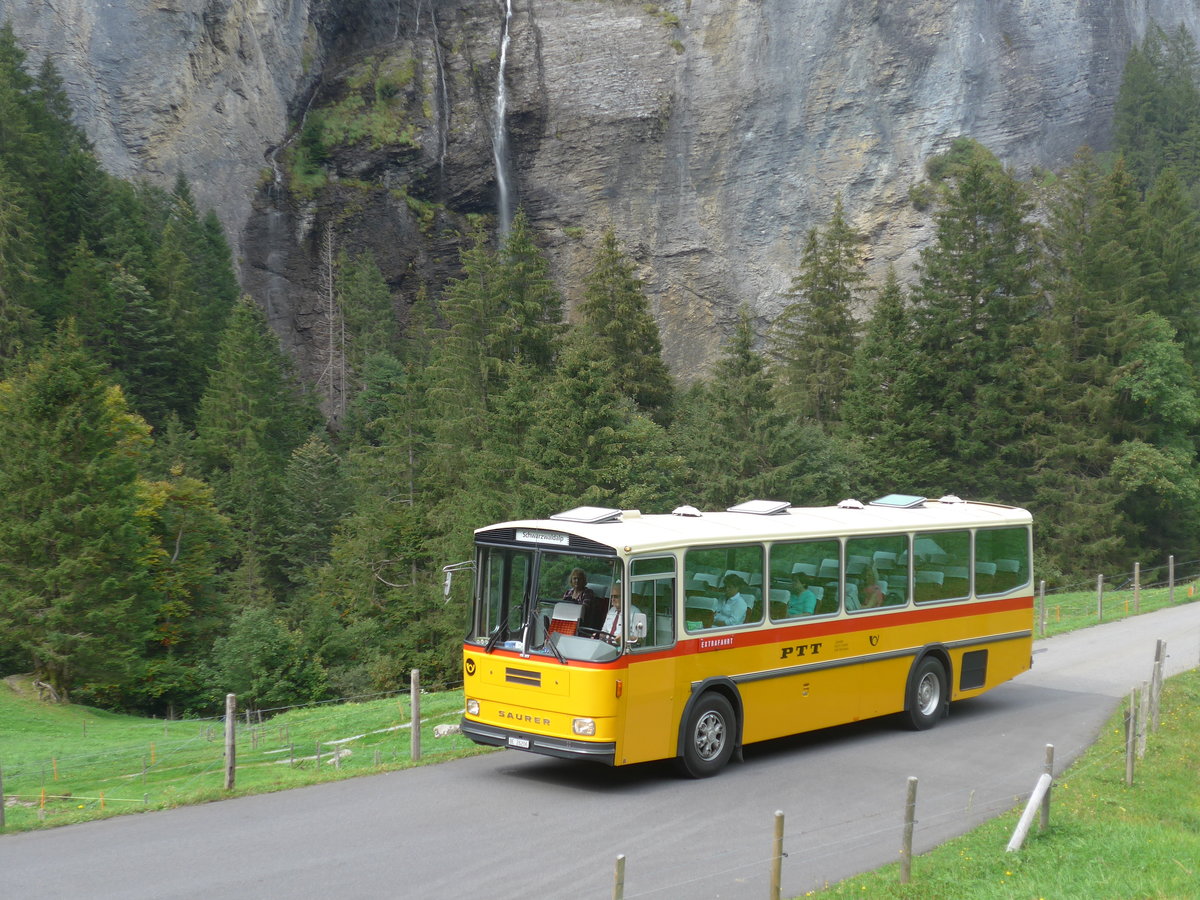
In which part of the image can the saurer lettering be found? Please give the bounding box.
[496,710,551,726]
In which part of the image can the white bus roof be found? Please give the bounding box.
[476,498,1032,556]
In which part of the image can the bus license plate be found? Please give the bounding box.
[507,736,530,749]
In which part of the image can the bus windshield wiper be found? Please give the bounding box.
[484,624,504,654]
[544,631,567,664]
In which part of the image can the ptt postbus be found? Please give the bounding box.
[454,494,1033,776]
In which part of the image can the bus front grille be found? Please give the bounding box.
[506,667,541,687]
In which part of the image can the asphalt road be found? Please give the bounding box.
[2,603,1198,900]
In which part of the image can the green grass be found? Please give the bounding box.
[0,677,489,832]
[1037,580,1200,638]
[4,587,1197,848]
[806,668,1200,899]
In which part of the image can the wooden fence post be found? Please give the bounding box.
[223,693,236,791]
[1006,774,1052,852]
[1151,640,1166,733]
[1134,562,1140,614]
[1096,574,1104,622]
[770,810,784,900]
[1124,690,1137,786]
[1137,682,1149,758]
[611,854,626,900]
[1038,580,1046,637]
[1168,555,1175,604]
[900,777,917,884]
[411,669,422,762]
[1040,744,1054,832]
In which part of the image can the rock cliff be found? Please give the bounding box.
[4,0,1199,378]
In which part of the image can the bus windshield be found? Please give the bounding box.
[469,545,623,662]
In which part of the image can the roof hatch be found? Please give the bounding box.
[550,506,623,524]
[869,494,927,509]
[726,499,791,516]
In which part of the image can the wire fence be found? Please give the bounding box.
[614,642,1194,899]
[3,565,1197,882]
[1036,554,1200,637]
[0,680,472,831]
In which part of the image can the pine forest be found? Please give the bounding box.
[3,23,1200,716]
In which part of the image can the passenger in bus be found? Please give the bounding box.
[600,583,643,640]
[713,574,752,626]
[862,564,886,608]
[787,573,818,617]
[843,580,861,611]
[563,568,604,630]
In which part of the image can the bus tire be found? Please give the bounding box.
[677,693,736,778]
[904,656,946,731]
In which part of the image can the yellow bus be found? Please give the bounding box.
[457,494,1033,777]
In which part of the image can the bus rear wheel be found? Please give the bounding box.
[677,693,735,778]
[904,657,947,730]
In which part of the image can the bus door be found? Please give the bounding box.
[619,556,678,764]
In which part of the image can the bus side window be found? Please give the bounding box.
[913,530,970,603]
[845,534,909,609]
[975,527,1031,595]
[684,545,763,630]
[631,556,675,648]
[768,538,839,620]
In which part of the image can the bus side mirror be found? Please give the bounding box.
[630,612,648,641]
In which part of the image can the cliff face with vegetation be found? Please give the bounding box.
[4,0,1200,375]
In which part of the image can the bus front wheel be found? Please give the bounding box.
[904,657,947,730]
[677,693,736,778]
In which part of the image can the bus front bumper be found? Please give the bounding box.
[460,718,616,766]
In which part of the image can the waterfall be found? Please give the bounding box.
[492,0,515,236]
[411,0,450,172]
[432,9,450,171]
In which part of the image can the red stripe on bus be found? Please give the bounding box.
[464,594,1034,668]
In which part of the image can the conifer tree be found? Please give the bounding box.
[0,326,159,701]
[771,198,863,425]
[30,56,101,285]
[1141,168,1200,368]
[424,217,566,508]
[303,357,455,693]
[903,147,1040,497]
[337,248,396,376]
[0,24,39,190]
[136,468,234,714]
[149,201,211,421]
[841,267,935,495]
[578,227,674,424]
[495,208,564,372]
[523,340,684,512]
[194,297,319,590]
[1027,150,1200,571]
[0,160,42,366]
[277,433,350,590]
[1114,25,1200,191]
[112,266,184,425]
[677,305,854,508]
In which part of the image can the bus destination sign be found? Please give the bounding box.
[516,529,570,546]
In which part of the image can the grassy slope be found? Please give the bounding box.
[4,594,1198,898]
[0,676,486,832]
[809,669,1200,898]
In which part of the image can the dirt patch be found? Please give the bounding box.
[3,673,40,699]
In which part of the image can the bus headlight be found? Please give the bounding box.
[466,699,480,716]
[572,718,596,736]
